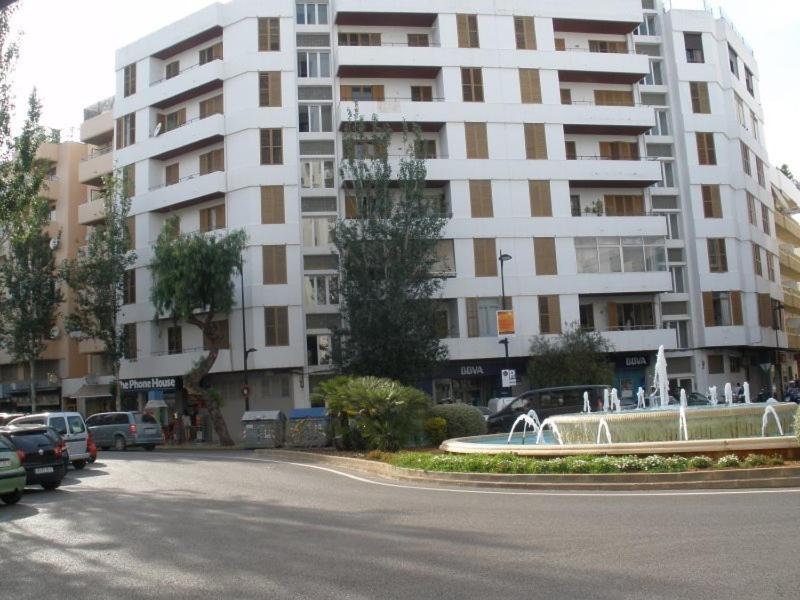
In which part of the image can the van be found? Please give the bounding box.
[85,412,163,451]
[8,412,91,469]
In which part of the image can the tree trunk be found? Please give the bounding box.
[28,357,36,413]
[114,362,121,411]
[183,345,235,446]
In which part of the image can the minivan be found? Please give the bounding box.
[486,385,610,433]
[9,412,91,469]
[85,412,163,451]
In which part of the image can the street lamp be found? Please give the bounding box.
[498,251,513,389]
[239,260,257,411]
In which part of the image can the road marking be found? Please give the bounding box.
[252,457,800,498]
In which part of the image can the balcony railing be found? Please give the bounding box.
[83,96,114,120]
[567,155,659,161]
[151,57,222,86]
[81,145,112,161]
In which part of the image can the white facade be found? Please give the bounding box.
[107,0,786,427]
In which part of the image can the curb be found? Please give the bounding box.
[256,449,800,491]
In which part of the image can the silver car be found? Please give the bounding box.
[85,411,163,451]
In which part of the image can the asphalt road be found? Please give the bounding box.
[1,450,798,600]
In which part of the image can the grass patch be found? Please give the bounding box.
[382,452,785,475]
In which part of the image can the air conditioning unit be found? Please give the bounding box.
[49,237,60,250]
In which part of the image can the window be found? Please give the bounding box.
[756,157,765,187]
[260,129,283,164]
[702,185,722,218]
[407,34,429,47]
[473,238,497,276]
[538,296,561,334]
[167,326,182,355]
[644,59,663,85]
[636,14,658,36]
[123,63,136,97]
[261,186,285,224]
[689,82,710,113]
[123,270,136,304]
[745,66,754,95]
[199,42,223,65]
[199,148,224,174]
[747,192,757,226]
[258,18,280,51]
[767,252,775,282]
[753,243,763,276]
[570,194,581,217]
[529,180,551,217]
[588,40,628,53]
[432,240,456,275]
[761,203,770,235]
[121,163,135,199]
[123,324,137,360]
[740,142,751,175]
[115,113,135,149]
[262,245,287,284]
[593,90,634,106]
[599,141,639,160]
[684,33,704,63]
[158,108,186,133]
[340,85,384,101]
[297,50,330,77]
[729,355,741,373]
[524,123,547,159]
[560,89,572,105]
[199,94,223,118]
[466,297,502,337]
[265,307,289,346]
[671,265,686,293]
[666,213,681,239]
[575,236,666,274]
[300,159,334,188]
[708,355,724,375]
[757,293,773,328]
[338,32,381,46]
[707,238,728,273]
[728,45,739,78]
[534,238,557,275]
[302,216,335,246]
[165,163,179,186]
[199,204,226,232]
[604,195,645,216]
[554,38,566,51]
[296,2,328,25]
[258,72,281,107]
[696,132,716,165]
[565,141,577,160]
[414,139,437,159]
[469,180,493,218]
[298,104,332,132]
[304,275,339,306]
[411,86,433,102]
[519,69,542,103]
[165,61,180,79]
[461,67,484,102]
[579,304,594,330]
[514,16,536,49]
[609,302,655,330]
[750,111,759,141]
[652,109,670,135]
[703,291,743,327]
[203,320,229,350]
[464,122,488,159]
[456,14,479,48]
[735,93,746,127]
[126,215,136,251]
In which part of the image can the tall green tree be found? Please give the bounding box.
[331,108,448,385]
[62,174,135,410]
[526,325,615,389]
[149,217,246,446]
[0,2,20,245]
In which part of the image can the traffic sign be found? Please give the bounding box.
[501,369,517,388]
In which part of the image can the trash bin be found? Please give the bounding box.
[286,408,330,448]
[241,410,286,449]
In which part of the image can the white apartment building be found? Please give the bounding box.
[100,0,786,434]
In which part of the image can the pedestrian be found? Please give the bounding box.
[182,410,192,443]
[735,382,742,400]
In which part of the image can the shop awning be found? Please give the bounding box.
[144,399,168,409]
[72,384,112,399]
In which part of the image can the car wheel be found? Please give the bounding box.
[41,480,61,491]
[113,436,127,451]
[143,444,156,451]
[1,489,22,505]
[72,460,87,470]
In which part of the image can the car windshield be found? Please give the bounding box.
[50,417,68,435]
[68,416,86,434]
[8,431,53,451]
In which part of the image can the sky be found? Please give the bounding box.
[8,0,800,170]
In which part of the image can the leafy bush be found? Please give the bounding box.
[742,453,784,467]
[794,406,800,444]
[424,417,448,447]
[429,404,487,439]
[716,454,741,468]
[312,376,431,451]
[688,455,713,469]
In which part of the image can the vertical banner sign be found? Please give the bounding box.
[502,369,517,387]
[497,310,515,336]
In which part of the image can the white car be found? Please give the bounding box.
[9,411,91,469]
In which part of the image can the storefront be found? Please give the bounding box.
[429,359,528,406]
[612,353,652,400]
[120,376,184,417]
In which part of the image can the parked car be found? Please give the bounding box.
[0,425,66,490]
[85,411,163,451]
[0,433,26,505]
[0,413,25,426]
[487,385,610,433]
[9,412,91,469]
[686,392,711,406]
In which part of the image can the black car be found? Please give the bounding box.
[487,385,610,433]
[0,425,67,490]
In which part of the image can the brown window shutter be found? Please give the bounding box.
[554,38,565,51]
[199,152,209,175]
[524,123,547,159]
[731,291,743,325]
[560,89,572,104]
[199,208,210,232]
[548,297,561,334]
[466,298,479,337]
[758,293,772,327]
[269,71,281,106]
[519,69,541,103]
[344,194,357,219]
[599,141,612,159]
[456,14,470,48]
[697,132,716,165]
[529,180,551,216]
[632,195,644,215]
[373,85,385,101]
[514,16,536,50]
[262,245,287,284]
[607,302,618,329]
[702,185,722,218]
[702,292,714,326]
[340,85,353,101]
[166,163,179,185]
[177,108,186,127]
[469,180,493,218]
[534,238,557,275]
[473,239,497,277]
[261,186,284,224]
[215,204,225,229]
[276,307,289,345]
[465,123,488,159]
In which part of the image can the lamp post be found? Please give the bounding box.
[239,261,257,412]
[498,251,513,391]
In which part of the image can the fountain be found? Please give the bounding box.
[653,345,669,407]
[678,403,689,441]
[610,388,620,412]
[724,383,733,406]
[744,382,751,404]
[506,410,541,445]
[762,404,785,437]
[602,388,609,412]
[679,388,688,408]
[582,392,591,413]
[535,418,563,445]
[636,387,646,409]
[596,418,612,444]
[709,386,718,406]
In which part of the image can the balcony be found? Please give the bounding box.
[140,170,226,213]
[553,17,642,35]
[79,147,113,186]
[564,156,662,188]
[337,100,445,132]
[336,45,441,78]
[80,109,114,146]
[601,327,677,352]
[147,56,224,110]
[783,288,800,314]
[779,249,800,280]
[561,102,655,136]
[335,9,436,27]
[36,142,59,163]
[42,176,60,200]
[78,198,106,226]
[555,51,649,85]
[79,339,106,355]
[147,113,224,161]
[775,211,800,247]
[788,332,800,350]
